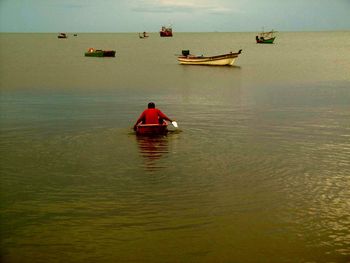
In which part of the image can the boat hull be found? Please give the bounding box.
[136,123,168,136]
[85,50,116,57]
[160,32,173,37]
[178,51,241,66]
[256,37,275,44]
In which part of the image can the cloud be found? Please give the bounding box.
[131,0,234,14]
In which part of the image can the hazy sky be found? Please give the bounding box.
[1,0,350,32]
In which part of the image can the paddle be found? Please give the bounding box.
[171,121,178,128]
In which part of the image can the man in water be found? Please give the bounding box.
[133,102,173,131]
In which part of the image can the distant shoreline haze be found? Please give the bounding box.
[1,29,350,34]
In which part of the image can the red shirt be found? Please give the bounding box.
[136,108,170,124]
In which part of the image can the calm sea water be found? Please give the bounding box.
[1,32,350,262]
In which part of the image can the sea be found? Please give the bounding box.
[0,32,350,263]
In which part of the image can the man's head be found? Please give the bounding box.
[148,102,155,109]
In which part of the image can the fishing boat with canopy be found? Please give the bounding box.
[160,26,173,37]
[256,29,277,44]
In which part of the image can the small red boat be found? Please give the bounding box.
[160,26,173,37]
[136,122,168,136]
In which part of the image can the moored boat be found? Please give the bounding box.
[136,122,168,136]
[84,48,116,57]
[177,50,242,66]
[256,30,277,44]
[160,26,173,37]
[58,33,67,39]
[139,32,149,38]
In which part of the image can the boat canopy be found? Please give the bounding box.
[259,30,277,38]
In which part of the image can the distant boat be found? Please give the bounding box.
[177,49,242,66]
[57,33,67,39]
[139,32,149,39]
[160,26,173,37]
[256,30,277,44]
[84,48,116,57]
[73,34,78,37]
[135,122,168,136]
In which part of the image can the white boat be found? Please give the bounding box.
[177,50,242,66]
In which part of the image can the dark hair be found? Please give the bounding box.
[148,102,155,108]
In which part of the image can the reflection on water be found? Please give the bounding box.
[136,135,169,172]
[1,32,350,262]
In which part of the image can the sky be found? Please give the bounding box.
[1,0,350,32]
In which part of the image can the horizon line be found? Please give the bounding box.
[1,29,349,34]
